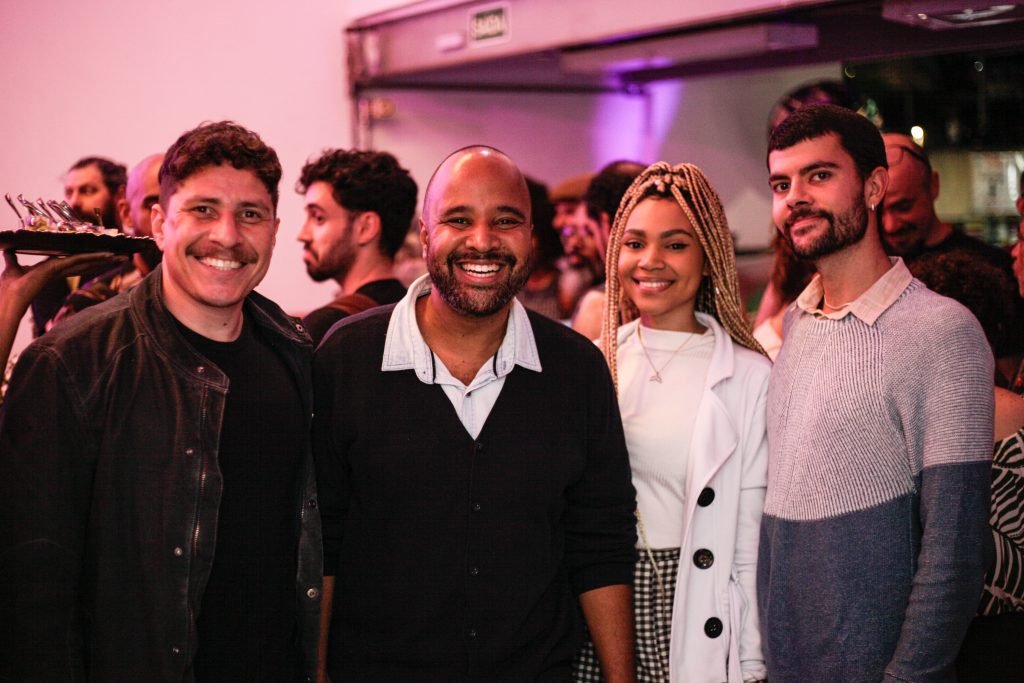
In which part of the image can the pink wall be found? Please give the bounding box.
[1,0,836,357]
[1,0,356,322]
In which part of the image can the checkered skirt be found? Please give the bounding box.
[572,547,680,682]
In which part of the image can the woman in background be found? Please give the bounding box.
[573,162,770,682]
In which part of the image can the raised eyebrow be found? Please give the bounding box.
[184,195,224,206]
[800,161,841,176]
[438,204,472,219]
[768,161,840,185]
[495,205,527,221]
[659,228,693,239]
[238,200,272,213]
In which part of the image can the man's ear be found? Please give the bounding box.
[355,211,382,247]
[865,166,888,211]
[117,197,132,233]
[109,184,124,228]
[150,204,167,250]
[419,218,429,259]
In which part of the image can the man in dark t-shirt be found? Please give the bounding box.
[181,318,306,682]
[295,149,417,344]
[0,122,321,682]
[880,132,1024,383]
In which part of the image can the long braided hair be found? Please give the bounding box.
[600,162,766,387]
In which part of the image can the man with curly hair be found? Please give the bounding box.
[0,121,322,682]
[296,149,417,344]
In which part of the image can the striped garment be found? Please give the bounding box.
[981,426,1024,616]
[759,279,994,682]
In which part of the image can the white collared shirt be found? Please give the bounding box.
[381,273,543,438]
[795,257,912,325]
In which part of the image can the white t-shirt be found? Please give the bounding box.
[617,324,714,549]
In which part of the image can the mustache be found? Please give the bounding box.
[447,249,518,267]
[784,207,832,231]
[188,245,257,264]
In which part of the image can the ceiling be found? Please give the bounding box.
[348,0,1024,92]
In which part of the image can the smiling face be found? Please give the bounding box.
[298,180,357,283]
[559,202,603,273]
[151,164,279,333]
[420,149,532,318]
[769,133,875,262]
[619,197,706,330]
[880,135,939,256]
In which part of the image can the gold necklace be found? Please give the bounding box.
[822,299,855,311]
[636,324,697,383]
[822,294,856,311]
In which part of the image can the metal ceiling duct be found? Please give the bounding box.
[882,1,1024,28]
[559,23,819,74]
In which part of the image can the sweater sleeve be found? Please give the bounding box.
[564,349,638,595]
[0,345,93,681]
[884,305,994,681]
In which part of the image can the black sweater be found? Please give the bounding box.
[313,305,637,682]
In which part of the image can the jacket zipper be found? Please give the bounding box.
[187,402,209,659]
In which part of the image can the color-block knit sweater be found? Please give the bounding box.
[758,279,994,683]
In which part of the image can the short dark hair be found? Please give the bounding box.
[524,175,562,269]
[767,79,866,138]
[583,160,647,222]
[296,149,418,258]
[69,156,127,197]
[767,104,887,180]
[159,121,282,210]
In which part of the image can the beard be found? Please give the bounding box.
[305,234,357,283]
[783,200,868,261]
[74,200,121,230]
[881,222,926,258]
[426,246,530,317]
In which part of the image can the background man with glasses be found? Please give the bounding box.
[880,131,1023,386]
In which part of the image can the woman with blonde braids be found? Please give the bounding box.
[573,162,770,683]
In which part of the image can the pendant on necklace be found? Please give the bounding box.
[649,373,663,383]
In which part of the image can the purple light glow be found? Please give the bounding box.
[590,81,684,166]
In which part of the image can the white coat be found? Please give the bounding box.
[618,312,771,682]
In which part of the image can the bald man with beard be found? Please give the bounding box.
[880,133,1024,385]
[312,146,638,682]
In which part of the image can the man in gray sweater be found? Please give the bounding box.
[758,104,994,682]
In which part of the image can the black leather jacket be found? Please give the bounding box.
[0,266,322,682]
